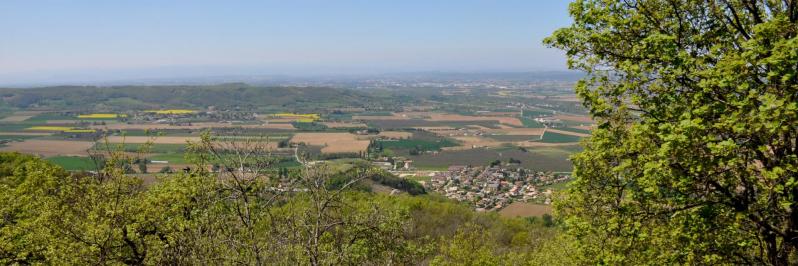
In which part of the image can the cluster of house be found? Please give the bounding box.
[425,165,570,211]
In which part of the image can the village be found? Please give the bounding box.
[423,165,570,211]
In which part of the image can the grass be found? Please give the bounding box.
[47,156,99,171]
[377,139,459,151]
[539,131,582,143]
[148,153,188,164]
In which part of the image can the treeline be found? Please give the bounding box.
[0,151,570,265]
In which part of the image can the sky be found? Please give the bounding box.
[0,0,573,85]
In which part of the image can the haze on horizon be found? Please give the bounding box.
[0,0,572,85]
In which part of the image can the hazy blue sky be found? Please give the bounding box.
[0,1,572,83]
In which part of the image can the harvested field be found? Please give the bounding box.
[0,132,52,136]
[424,113,523,127]
[484,135,541,142]
[477,111,522,117]
[466,125,493,130]
[249,123,296,130]
[414,126,457,131]
[11,111,47,116]
[484,128,546,136]
[0,140,94,157]
[553,114,593,123]
[498,202,552,218]
[549,95,582,102]
[290,133,370,154]
[92,122,295,130]
[368,119,499,129]
[545,128,591,137]
[104,136,201,144]
[451,136,504,148]
[352,115,407,120]
[516,141,581,147]
[92,123,216,130]
[322,122,367,128]
[0,115,33,122]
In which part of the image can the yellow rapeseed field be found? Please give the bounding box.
[273,113,320,121]
[26,126,72,131]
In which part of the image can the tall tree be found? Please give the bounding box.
[546,0,798,264]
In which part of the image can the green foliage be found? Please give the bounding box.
[291,121,328,131]
[546,0,798,264]
[0,151,576,264]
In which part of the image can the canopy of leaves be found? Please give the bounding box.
[0,151,568,265]
[546,0,798,264]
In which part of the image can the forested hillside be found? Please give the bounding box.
[0,84,384,111]
[0,147,568,265]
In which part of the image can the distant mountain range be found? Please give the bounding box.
[0,70,582,88]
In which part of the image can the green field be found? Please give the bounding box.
[484,134,541,142]
[539,131,582,143]
[46,156,98,171]
[520,117,546,128]
[0,135,41,141]
[24,113,76,123]
[92,143,187,153]
[539,180,572,191]
[377,138,459,151]
[522,109,554,118]
[148,153,188,164]
[409,146,577,172]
